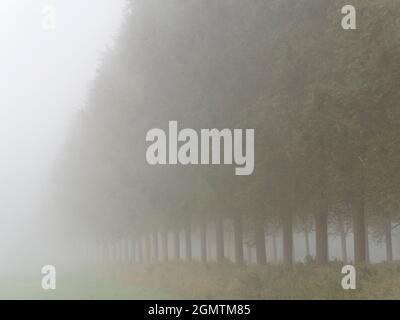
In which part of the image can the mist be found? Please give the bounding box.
[0,0,125,273]
[0,0,399,300]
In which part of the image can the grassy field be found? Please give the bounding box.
[0,273,175,300]
[117,261,400,300]
[1,261,399,299]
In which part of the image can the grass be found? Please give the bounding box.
[116,260,400,300]
[0,272,175,300]
[1,261,399,299]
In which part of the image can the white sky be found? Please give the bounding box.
[0,0,125,265]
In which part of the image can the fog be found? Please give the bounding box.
[0,0,398,300]
[0,0,125,273]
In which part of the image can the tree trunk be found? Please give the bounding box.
[108,243,113,262]
[227,233,233,261]
[233,215,244,264]
[173,228,180,260]
[161,229,169,262]
[101,244,106,263]
[215,217,225,263]
[365,218,370,263]
[315,211,329,265]
[152,231,159,262]
[122,238,127,263]
[272,231,277,264]
[254,220,267,265]
[282,209,293,265]
[144,235,151,264]
[304,226,310,257]
[385,217,393,262]
[246,244,252,264]
[339,217,348,263]
[200,222,207,263]
[316,133,328,265]
[353,193,367,263]
[112,242,117,262]
[129,237,135,264]
[185,223,192,261]
[114,241,119,262]
[137,238,143,263]
[115,240,120,263]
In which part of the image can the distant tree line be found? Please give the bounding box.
[48,0,400,266]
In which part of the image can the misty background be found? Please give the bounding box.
[0,0,125,273]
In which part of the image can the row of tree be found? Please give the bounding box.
[47,0,400,266]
